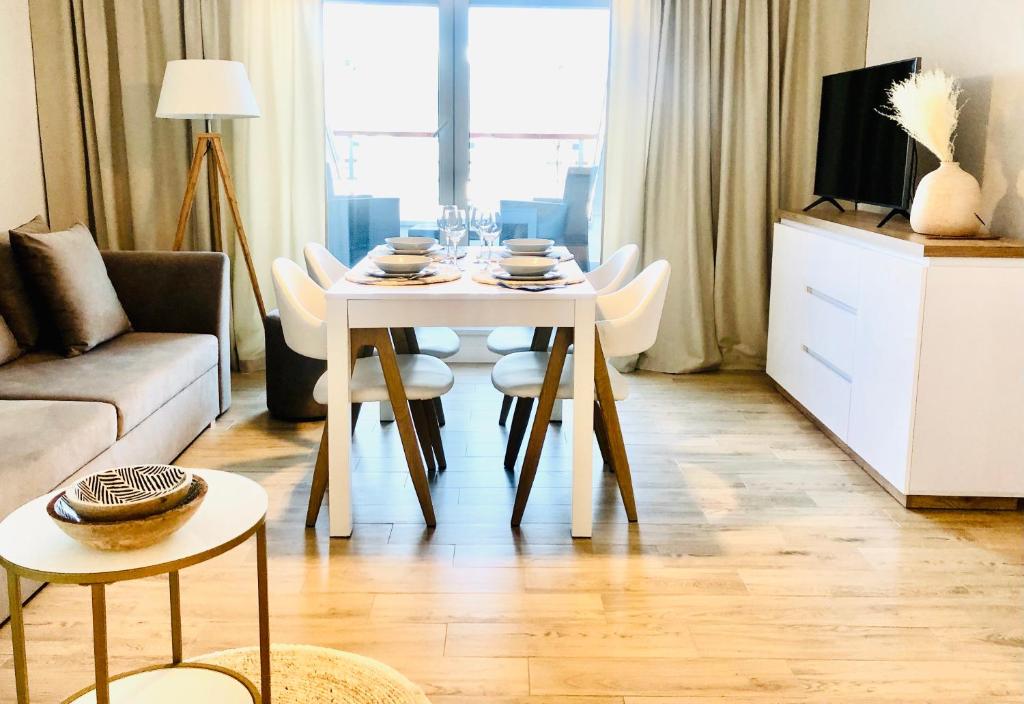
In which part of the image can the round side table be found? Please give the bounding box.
[0,469,271,704]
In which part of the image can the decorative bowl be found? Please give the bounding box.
[48,477,208,551]
[65,465,193,521]
[499,256,558,277]
[504,238,555,254]
[385,236,437,251]
[373,255,431,274]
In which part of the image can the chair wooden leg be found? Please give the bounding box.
[410,400,437,473]
[593,401,612,471]
[433,397,446,427]
[594,335,637,521]
[373,329,436,526]
[498,394,514,426]
[504,397,533,470]
[512,327,573,526]
[351,402,362,434]
[423,397,447,470]
[306,420,330,527]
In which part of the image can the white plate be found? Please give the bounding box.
[386,244,441,256]
[505,238,555,253]
[501,246,553,257]
[372,254,431,274]
[499,255,559,277]
[66,465,193,521]
[368,266,437,279]
[386,236,437,251]
[493,270,562,282]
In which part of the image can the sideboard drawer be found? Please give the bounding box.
[804,230,861,310]
[798,342,852,438]
[802,285,856,379]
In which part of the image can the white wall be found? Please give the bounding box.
[867,0,1024,238]
[0,0,46,231]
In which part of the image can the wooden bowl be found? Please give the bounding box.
[47,477,208,551]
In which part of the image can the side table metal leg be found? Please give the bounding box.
[91,584,110,704]
[169,571,182,664]
[256,523,271,704]
[7,571,29,704]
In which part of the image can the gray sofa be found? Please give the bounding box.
[0,251,231,621]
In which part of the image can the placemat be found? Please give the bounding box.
[345,266,462,286]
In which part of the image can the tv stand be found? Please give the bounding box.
[802,196,845,213]
[876,207,909,228]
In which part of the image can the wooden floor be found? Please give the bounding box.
[2,367,1022,702]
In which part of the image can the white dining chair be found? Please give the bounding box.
[304,243,461,360]
[272,257,455,527]
[487,243,641,426]
[490,260,671,525]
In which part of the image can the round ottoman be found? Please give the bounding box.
[193,644,430,704]
[265,310,327,421]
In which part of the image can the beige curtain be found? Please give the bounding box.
[29,0,226,250]
[221,0,325,368]
[602,0,869,373]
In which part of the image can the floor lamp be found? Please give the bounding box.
[157,59,267,320]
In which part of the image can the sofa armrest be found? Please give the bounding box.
[101,251,231,414]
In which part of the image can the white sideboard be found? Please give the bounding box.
[767,211,1024,507]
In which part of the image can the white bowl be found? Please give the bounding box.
[504,238,555,253]
[386,236,437,251]
[499,256,558,277]
[373,254,431,274]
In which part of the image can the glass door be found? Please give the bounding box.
[323,0,610,265]
[323,1,442,264]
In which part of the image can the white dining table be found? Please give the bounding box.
[324,247,596,538]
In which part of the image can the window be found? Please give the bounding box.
[323,0,610,265]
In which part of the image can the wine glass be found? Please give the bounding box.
[438,205,463,265]
[448,210,468,268]
[478,210,501,264]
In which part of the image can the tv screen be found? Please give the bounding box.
[813,58,920,210]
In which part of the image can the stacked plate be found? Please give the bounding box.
[496,255,561,282]
[385,236,440,255]
[370,254,435,279]
[47,465,207,551]
[503,238,555,257]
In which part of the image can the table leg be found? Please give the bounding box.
[7,570,29,704]
[169,571,182,664]
[256,522,271,704]
[571,297,595,538]
[91,584,110,704]
[327,293,354,537]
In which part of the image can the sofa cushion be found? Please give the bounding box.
[0,314,20,365]
[10,222,132,356]
[0,215,48,347]
[0,399,117,520]
[0,332,218,437]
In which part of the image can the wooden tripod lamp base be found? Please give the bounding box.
[171,132,268,321]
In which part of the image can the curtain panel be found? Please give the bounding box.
[602,0,869,373]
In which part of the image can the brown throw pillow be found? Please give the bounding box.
[0,314,20,365]
[1,215,49,347]
[10,223,132,356]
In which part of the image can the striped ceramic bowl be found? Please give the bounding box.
[64,465,193,522]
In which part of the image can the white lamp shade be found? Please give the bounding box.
[156,59,260,120]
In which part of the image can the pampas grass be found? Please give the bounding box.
[881,69,962,162]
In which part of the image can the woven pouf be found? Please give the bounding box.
[192,644,431,704]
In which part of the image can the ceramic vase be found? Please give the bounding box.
[910,161,982,237]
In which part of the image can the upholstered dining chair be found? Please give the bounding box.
[304,242,460,425]
[490,260,671,525]
[487,243,640,426]
[272,257,455,527]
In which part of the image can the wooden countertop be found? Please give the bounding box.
[778,209,1024,258]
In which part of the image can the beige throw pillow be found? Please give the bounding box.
[10,223,132,356]
[0,314,20,365]
[1,215,49,347]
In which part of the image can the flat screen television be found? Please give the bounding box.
[810,58,921,221]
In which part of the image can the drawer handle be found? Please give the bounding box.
[801,344,852,383]
[806,286,856,315]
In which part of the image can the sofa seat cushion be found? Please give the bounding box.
[0,400,117,519]
[0,332,218,438]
